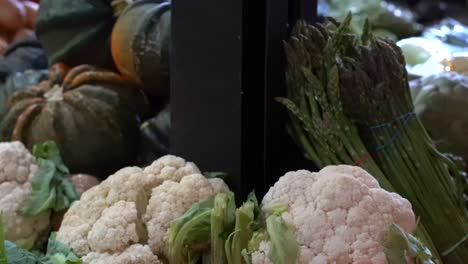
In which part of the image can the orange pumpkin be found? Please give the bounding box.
[111,0,171,97]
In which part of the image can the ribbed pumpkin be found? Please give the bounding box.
[111,0,171,97]
[0,64,147,178]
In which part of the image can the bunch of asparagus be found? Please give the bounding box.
[280,14,468,263]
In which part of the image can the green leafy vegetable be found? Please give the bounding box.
[169,192,298,264]
[204,172,228,180]
[45,233,82,264]
[169,196,215,263]
[210,193,236,263]
[3,241,44,264]
[0,212,8,264]
[21,141,80,216]
[169,192,238,264]
[0,231,81,264]
[169,194,218,264]
[225,193,259,264]
[265,205,299,264]
[383,224,436,264]
[237,203,299,264]
[246,231,268,257]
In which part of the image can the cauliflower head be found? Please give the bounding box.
[57,155,229,263]
[0,141,50,249]
[253,165,417,264]
[144,174,228,256]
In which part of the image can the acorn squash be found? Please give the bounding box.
[111,0,171,96]
[138,106,170,166]
[0,64,147,178]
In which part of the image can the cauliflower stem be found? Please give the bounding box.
[263,206,299,264]
[225,193,259,264]
[168,192,237,264]
[169,191,301,264]
[210,192,236,263]
[383,224,436,264]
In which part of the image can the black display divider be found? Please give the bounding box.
[171,0,317,200]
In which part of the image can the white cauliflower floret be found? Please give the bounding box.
[144,174,229,256]
[255,165,417,264]
[208,177,231,193]
[0,141,49,249]
[251,241,273,264]
[57,155,229,262]
[143,155,201,187]
[57,167,148,255]
[0,141,38,183]
[82,244,161,264]
[87,201,145,253]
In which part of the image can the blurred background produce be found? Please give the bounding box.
[319,0,468,176]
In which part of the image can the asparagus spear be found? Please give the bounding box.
[279,17,391,189]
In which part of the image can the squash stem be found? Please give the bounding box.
[111,0,133,17]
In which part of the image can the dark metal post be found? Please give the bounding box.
[171,0,317,199]
[171,0,248,198]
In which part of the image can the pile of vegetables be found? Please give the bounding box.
[397,19,468,77]
[0,141,436,263]
[323,0,423,40]
[279,13,468,263]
